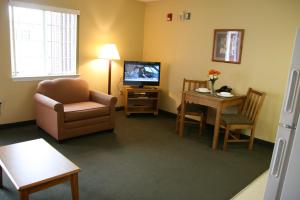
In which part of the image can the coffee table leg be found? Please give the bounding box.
[71,173,79,200]
[20,190,29,200]
[0,166,2,187]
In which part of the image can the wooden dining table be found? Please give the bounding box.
[179,91,246,150]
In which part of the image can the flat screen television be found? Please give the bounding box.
[123,61,160,87]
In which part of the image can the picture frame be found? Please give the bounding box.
[212,29,244,64]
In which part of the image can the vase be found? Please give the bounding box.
[210,80,215,94]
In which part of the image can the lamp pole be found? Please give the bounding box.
[108,60,112,95]
[98,44,120,95]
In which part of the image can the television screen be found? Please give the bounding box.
[123,61,160,87]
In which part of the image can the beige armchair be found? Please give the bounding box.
[34,78,117,141]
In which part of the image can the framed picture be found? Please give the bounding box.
[212,29,244,64]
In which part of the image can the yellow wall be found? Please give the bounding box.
[143,0,300,142]
[2,0,300,143]
[0,0,145,124]
[78,0,145,99]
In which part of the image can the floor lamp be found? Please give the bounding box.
[98,44,120,95]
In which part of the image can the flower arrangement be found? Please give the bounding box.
[208,69,221,81]
[208,69,221,94]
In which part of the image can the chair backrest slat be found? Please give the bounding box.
[242,88,266,123]
[247,93,256,119]
[188,82,192,91]
[249,95,258,120]
[182,79,208,92]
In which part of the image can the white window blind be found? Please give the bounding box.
[9,2,79,78]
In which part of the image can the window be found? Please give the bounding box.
[9,1,79,78]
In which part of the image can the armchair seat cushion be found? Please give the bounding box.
[221,114,253,125]
[64,101,109,122]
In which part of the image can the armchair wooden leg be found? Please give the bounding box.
[248,128,255,150]
[223,128,230,150]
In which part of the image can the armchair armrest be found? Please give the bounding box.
[90,90,117,107]
[34,93,63,112]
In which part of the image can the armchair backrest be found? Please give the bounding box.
[37,78,90,104]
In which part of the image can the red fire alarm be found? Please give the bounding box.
[167,13,173,21]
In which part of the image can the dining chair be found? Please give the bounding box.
[176,79,208,135]
[221,88,266,150]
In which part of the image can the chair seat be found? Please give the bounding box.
[64,101,109,122]
[177,103,206,114]
[221,114,253,125]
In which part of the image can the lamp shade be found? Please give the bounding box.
[98,44,120,60]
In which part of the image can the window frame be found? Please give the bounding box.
[8,1,80,81]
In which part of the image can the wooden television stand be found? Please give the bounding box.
[123,87,160,116]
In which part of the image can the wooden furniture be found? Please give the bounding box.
[179,91,246,150]
[176,79,208,134]
[221,88,266,150]
[124,87,160,116]
[0,139,80,200]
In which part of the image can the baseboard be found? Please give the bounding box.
[158,109,177,118]
[254,137,274,148]
[116,107,173,116]
[0,120,36,129]
[116,106,124,111]
[0,109,275,147]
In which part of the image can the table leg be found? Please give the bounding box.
[19,190,29,200]
[71,173,79,200]
[212,106,222,150]
[0,166,2,188]
[179,93,186,137]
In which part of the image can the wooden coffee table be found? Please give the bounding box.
[0,139,80,200]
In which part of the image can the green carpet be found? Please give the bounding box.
[0,111,273,200]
